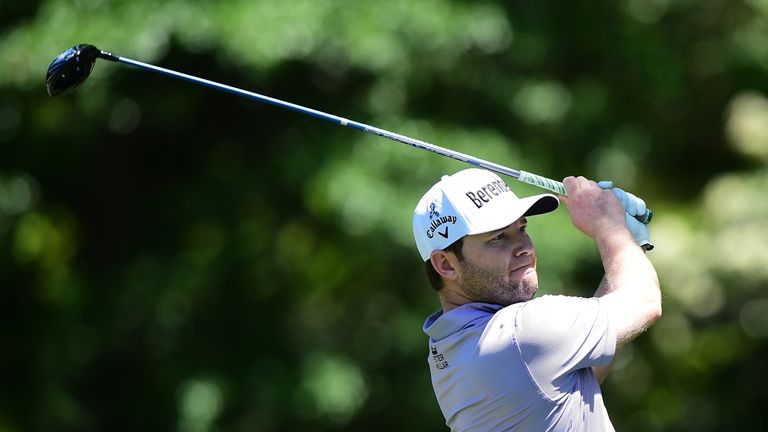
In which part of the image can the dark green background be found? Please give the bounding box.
[2,1,768,430]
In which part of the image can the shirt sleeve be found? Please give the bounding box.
[512,295,616,395]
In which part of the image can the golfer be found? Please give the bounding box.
[413,168,661,431]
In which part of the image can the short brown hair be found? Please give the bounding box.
[424,238,465,291]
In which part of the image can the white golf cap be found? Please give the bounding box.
[413,168,560,261]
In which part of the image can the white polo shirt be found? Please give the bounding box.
[423,295,617,431]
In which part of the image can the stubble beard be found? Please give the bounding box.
[459,259,539,307]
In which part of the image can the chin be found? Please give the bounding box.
[520,273,539,300]
[523,269,539,285]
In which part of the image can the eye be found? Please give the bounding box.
[491,232,507,242]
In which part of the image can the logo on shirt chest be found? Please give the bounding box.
[431,346,450,370]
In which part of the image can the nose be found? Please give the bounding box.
[514,233,534,257]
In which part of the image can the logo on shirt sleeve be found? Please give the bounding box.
[431,346,450,370]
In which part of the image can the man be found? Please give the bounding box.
[413,168,661,431]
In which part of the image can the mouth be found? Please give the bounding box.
[510,263,535,277]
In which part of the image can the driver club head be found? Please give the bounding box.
[46,44,102,97]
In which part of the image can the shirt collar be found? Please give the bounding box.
[423,303,503,341]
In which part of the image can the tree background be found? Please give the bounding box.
[2,0,768,430]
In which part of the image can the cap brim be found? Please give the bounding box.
[522,193,560,217]
[466,193,559,236]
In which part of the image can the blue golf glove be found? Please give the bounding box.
[598,181,654,251]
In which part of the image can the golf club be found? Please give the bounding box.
[46,44,652,225]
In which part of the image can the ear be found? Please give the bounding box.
[430,250,460,282]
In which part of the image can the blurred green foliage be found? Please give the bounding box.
[1,0,768,430]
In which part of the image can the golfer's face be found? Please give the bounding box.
[457,217,538,305]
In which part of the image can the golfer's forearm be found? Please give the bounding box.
[593,274,613,298]
[598,238,659,304]
[595,231,661,346]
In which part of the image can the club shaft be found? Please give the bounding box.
[113,56,548,183]
[108,54,650,224]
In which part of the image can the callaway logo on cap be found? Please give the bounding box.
[412,168,560,261]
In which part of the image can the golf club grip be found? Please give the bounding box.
[517,171,653,224]
[517,171,567,195]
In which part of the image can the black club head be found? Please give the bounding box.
[46,44,102,97]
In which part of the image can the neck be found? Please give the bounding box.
[438,286,472,313]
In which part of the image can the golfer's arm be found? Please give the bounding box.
[590,235,661,383]
[593,274,614,298]
[595,232,661,348]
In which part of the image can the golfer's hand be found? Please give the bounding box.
[598,181,654,251]
[560,176,630,244]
